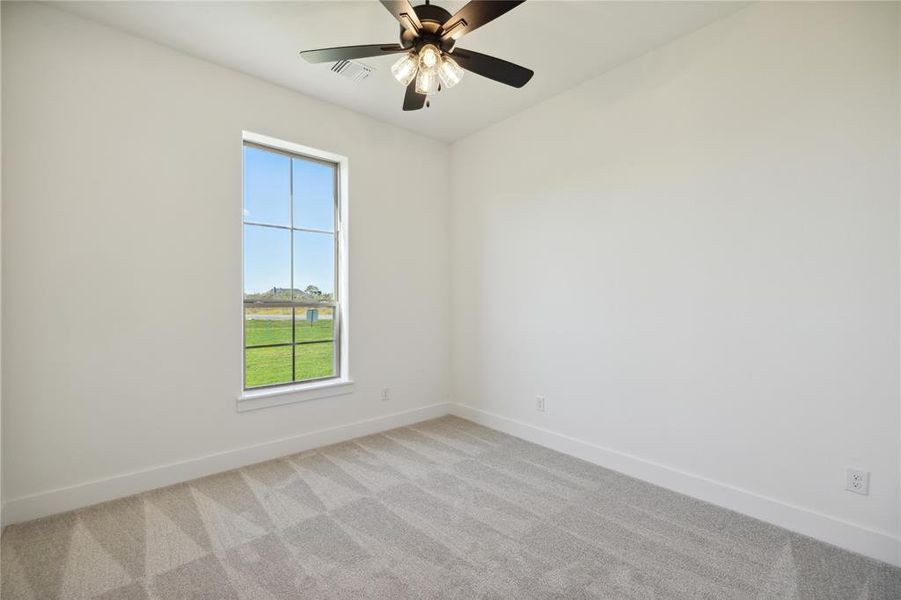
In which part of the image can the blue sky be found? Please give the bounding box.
[243,146,336,296]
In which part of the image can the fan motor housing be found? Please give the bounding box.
[400,3,455,51]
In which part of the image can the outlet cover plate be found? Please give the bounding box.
[846,468,870,495]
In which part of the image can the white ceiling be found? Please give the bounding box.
[52,1,749,143]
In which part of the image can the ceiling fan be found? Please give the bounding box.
[300,0,533,111]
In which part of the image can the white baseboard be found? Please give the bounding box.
[449,403,901,567]
[5,400,899,568]
[1,402,451,526]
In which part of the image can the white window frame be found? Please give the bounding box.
[238,131,352,411]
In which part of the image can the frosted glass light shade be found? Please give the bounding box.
[418,44,440,69]
[391,53,418,86]
[438,56,464,89]
[415,66,440,95]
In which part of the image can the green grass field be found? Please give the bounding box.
[244,317,335,387]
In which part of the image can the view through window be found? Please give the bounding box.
[243,142,340,389]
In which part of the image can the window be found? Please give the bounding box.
[242,133,348,394]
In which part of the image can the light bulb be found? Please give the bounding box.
[418,44,440,69]
[391,53,418,86]
[415,65,440,95]
[438,56,464,89]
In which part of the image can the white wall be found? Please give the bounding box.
[1,2,450,517]
[450,1,901,564]
[0,2,4,530]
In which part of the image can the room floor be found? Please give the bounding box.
[1,416,898,600]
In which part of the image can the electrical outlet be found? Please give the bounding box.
[846,468,869,495]
[536,396,546,413]
[381,388,390,402]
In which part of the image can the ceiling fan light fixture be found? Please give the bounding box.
[391,52,419,86]
[415,65,440,95]
[300,0,533,111]
[418,43,441,69]
[438,55,464,89]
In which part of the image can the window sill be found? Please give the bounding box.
[237,378,354,412]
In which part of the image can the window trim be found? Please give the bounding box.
[238,131,351,410]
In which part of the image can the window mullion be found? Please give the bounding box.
[290,157,296,382]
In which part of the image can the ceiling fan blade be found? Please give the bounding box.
[300,44,407,64]
[450,47,533,88]
[439,0,525,42]
[380,0,423,37]
[403,80,426,111]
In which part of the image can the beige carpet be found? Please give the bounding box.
[1,415,899,599]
